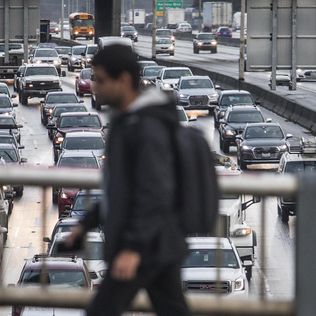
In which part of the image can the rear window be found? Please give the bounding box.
[53,106,87,117]
[47,94,78,104]
[285,161,316,173]
[58,156,99,169]
[227,111,264,123]
[59,115,101,129]
[63,136,104,150]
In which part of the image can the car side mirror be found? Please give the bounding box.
[266,118,272,123]
[235,134,243,141]
[253,196,261,203]
[17,124,23,128]
[11,94,17,99]
[46,123,55,129]
[18,145,25,149]
[12,103,18,107]
[286,133,293,140]
[242,260,253,268]
[4,192,14,200]
[255,100,261,105]
[61,71,66,77]
[157,76,161,80]
[81,53,85,57]
[219,119,225,124]
[68,53,72,56]
[79,99,84,103]
[189,117,197,122]
[210,100,218,105]
[103,123,109,129]
[215,84,222,90]
[40,100,45,104]
[21,157,27,163]
[43,237,51,243]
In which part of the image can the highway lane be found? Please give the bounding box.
[0,63,308,313]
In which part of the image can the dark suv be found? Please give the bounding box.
[19,64,62,106]
[219,105,265,154]
[193,33,218,54]
[236,123,292,170]
[214,90,258,128]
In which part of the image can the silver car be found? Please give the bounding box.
[155,38,175,56]
[176,75,219,113]
[31,48,62,75]
[68,45,86,72]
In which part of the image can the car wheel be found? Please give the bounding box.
[281,207,289,223]
[170,53,174,56]
[91,96,96,108]
[246,266,252,281]
[8,201,13,215]
[96,102,102,111]
[222,141,230,154]
[240,160,247,170]
[211,49,217,54]
[15,187,24,197]
[52,188,58,204]
[21,93,28,105]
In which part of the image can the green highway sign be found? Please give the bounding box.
[156,0,183,11]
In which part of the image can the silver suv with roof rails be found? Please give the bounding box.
[277,137,316,222]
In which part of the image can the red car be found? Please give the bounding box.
[58,187,79,217]
[75,68,92,97]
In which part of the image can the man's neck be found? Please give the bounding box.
[120,91,140,112]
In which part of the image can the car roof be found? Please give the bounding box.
[186,237,233,250]
[25,64,56,68]
[138,60,157,65]
[197,32,215,35]
[284,152,316,162]
[47,92,76,96]
[53,103,84,108]
[54,231,104,242]
[76,189,103,196]
[64,131,103,138]
[164,67,191,71]
[220,90,251,95]
[59,151,97,158]
[35,48,56,51]
[72,45,87,48]
[156,28,171,31]
[24,256,85,270]
[245,122,280,128]
[59,112,98,117]
[180,75,210,80]
[227,105,259,112]
[86,44,97,47]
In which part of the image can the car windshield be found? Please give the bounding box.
[157,38,172,44]
[139,62,157,70]
[21,270,86,288]
[58,156,98,169]
[183,249,239,268]
[0,86,9,95]
[180,24,191,28]
[87,46,97,54]
[72,46,86,55]
[25,67,58,76]
[180,78,213,89]
[227,111,264,123]
[197,34,216,40]
[163,69,192,79]
[72,19,94,27]
[0,97,11,108]
[122,26,136,32]
[143,67,163,77]
[56,47,71,55]
[220,94,253,107]
[0,136,15,145]
[47,94,78,104]
[52,241,104,260]
[34,49,58,57]
[53,106,87,117]
[0,44,23,52]
[73,195,103,211]
[0,148,18,162]
[177,109,187,122]
[285,161,316,173]
[81,69,91,79]
[59,115,101,128]
[245,126,284,139]
[0,117,15,125]
[156,30,171,36]
[63,137,104,150]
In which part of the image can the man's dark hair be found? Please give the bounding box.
[92,44,140,90]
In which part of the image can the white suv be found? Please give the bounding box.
[182,237,249,296]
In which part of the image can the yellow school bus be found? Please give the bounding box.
[69,12,95,40]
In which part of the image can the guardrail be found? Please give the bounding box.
[1,166,316,316]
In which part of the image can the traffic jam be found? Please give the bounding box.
[0,20,313,315]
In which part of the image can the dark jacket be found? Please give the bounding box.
[81,89,187,267]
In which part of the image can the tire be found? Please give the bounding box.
[21,92,28,105]
[91,96,96,108]
[8,201,13,215]
[15,187,24,197]
[222,140,230,154]
[246,266,252,281]
[170,53,174,56]
[54,151,59,164]
[211,49,217,54]
[281,207,289,223]
[52,189,58,204]
[193,48,198,54]
[240,160,247,170]
[96,102,101,111]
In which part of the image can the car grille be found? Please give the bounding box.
[89,271,98,279]
[189,95,209,106]
[253,146,279,159]
[31,81,60,90]
[184,281,231,294]
[40,60,54,64]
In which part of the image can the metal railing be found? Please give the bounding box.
[0,166,314,316]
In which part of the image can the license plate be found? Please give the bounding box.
[262,153,271,158]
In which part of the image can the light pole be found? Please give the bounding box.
[152,0,157,59]
[61,0,65,39]
[198,0,202,32]
[132,0,135,25]
[239,0,246,81]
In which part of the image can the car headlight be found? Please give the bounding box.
[179,93,189,98]
[89,31,93,35]
[74,31,79,35]
[143,79,150,85]
[278,144,288,151]
[48,109,53,114]
[134,32,138,36]
[197,42,203,46]
[27,83,33,88]
[56,136,64,143]
[35,60,42,64]
[171,36,175,41]
[211,40,217,45]
[232,227,252,237]
[121,33,124,36]
[163,83,171,89]
[61,192,68,199]
[98,269,106,278]
[71,57,77,61]
[3,186,8,191]
[241,145,252,150]
[234,278,245,291]
[169,45,174,50]
[225,129,235,136]
[208,94,218,101]
[53,59,61,65]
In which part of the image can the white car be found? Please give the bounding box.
[156,67,193,91]
[176,22,192,33]
[155,38,175,56]
[182,237,249,297]
[49,231,106,287]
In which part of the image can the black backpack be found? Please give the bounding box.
[172,125,219,235]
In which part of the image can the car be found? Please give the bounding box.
[175,22,192,33]
[0,131,24,155]
[49,112,106,163]
[30,48,62,75]
[138,60,158,76]
[0,94,18,118]
[41,92,82,125]
[216,26,232,38]
[13,65,26,93]
[81,44,97,68]
[68,45,86,72]
[182,237,249,296]
[0,224,7,266]
[47,103,88,140]
[175,76,219,113]
[219,105,265,154]
[12,255,92,316]
[55,46,72,65]
[19,64,63,106]
[277,137,316,222]
[236,123,292,170]
[75,68,92,96]
[0,143,27,196]
[193,33,218,54]
[140,66,165,89]
[68,190,103,219]
[296,69,316,82]
[269,73,291,87]
[156,67,193,91]
[121,25,138,42]
[49,21,60,34]
[144,23,153,32]
[155,29,175,42]
[0,82,17,98]
[0,181,10,241]
[214,90,258,128]
[58,131,106,163]
[53,151,100,210]
[155,38,175,56]
[98,36,134,52]
[0,114,23,143]
[49,231,106,287]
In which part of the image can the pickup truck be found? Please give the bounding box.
[0,43,24,80]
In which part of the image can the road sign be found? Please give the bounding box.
[156,0,183,12]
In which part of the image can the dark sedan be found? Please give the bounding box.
[236,123,293,170]
[75,68,92,96]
